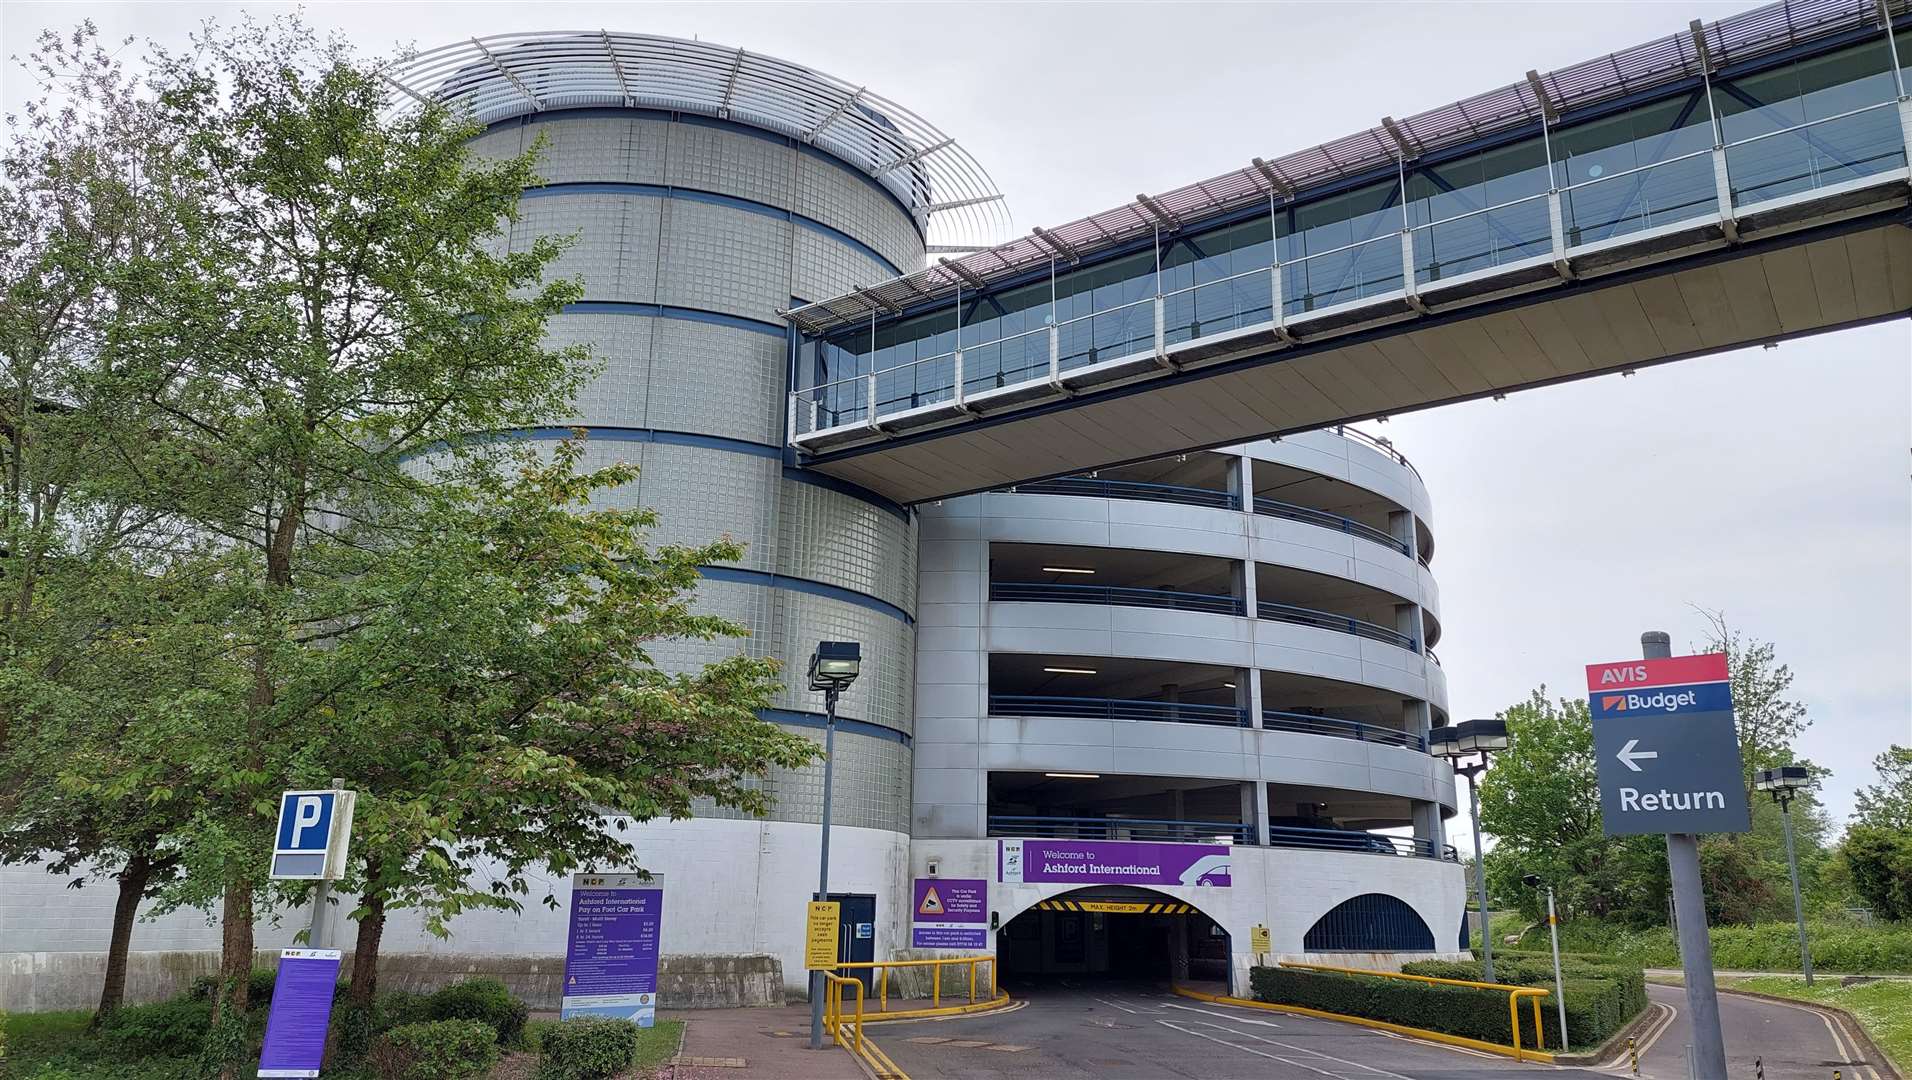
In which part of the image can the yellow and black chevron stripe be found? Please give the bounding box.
[1034,899,1193,914]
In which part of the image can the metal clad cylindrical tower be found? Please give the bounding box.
[383,35,1011,990]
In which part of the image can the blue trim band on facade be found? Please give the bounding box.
[697,565,913,625]
[782,467,911,525]
[760,707,911,747]
[560,300,789,337]
[467,425,911,522]
[490,425,785,459]
[488,107,925,241]
[522,179,906,276]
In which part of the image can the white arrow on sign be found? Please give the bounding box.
[1616,739,1659,772]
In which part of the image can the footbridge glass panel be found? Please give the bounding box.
[787,4,1912,458]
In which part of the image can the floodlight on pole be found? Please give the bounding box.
[807,640,860,1050]
[1434,718,1509,982]
[1756,765,1815,985]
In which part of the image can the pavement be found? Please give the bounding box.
[1631,982,1887,1080]
[871,981,1598,1079]
[657,1004,864,1080]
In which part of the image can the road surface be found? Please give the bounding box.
[1631,982,1885,1080]
[875,982,1598,1079]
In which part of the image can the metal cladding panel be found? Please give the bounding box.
[691,727,912,833]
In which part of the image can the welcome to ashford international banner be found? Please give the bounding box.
[998,838,1231,887]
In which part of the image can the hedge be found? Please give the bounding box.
[1250,964,1645,1051]
[95,997,213,1057]
[536,1016,641,1080]
[370,1019,499,1080]
[426,978,529,1048]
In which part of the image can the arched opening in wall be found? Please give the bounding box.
[1302,893,1435,953]
[997,887,1229,989]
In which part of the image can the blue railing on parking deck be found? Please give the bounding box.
[1006,476,1238,510]
[988,815,1256,845]
[989,581,1244,616]
[1267,825,1457,862]
[988,694,1248,727]
[1257,600,1418,652]
[1261,710,1426,752]
[1252,496,1409,556]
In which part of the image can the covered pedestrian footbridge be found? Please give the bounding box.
[786,0,1912,504]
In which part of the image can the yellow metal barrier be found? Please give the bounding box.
[830,955,1002,1018]
[1277,961,1553,1061]
[820,972,864,1055]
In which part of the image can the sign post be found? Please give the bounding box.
[1587,635,1746,1079]
[260,780,355,1078]
[805,901,842,972]
[560,873,665,1027]
[911,879,987,950]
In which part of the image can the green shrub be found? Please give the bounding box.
[427,978,528,1048]
[370,1019,499,1080]
[535,1016,641,1080]
[186,968,278,1005]
[1251,964,1644,1051]
[1510,918,1912,972]
[95,997,212,1056]
[330,989,433,1064]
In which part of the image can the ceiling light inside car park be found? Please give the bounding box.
[1042,566,1095,574]
[1043,666,1097,675]
[1044,772,1101,779]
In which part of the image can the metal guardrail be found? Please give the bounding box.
[1257,600,1418,651]
[989,581,1244,616]
[1261,710,1426,752]
[820,972,865,1055]
[1007,476,1239,509]
[1267,824,1457,861]
[1252,497,1409,555]
[988,815,1256,844]
[988,694,1249,727]
[833,955,1000,1016]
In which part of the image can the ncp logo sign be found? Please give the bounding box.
[271,788,356,881]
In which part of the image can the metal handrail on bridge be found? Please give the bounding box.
[1257,600,1418,651]
[989,580,1245,616]
[988,815,1256,845]
[1260,710,1426,751]
[1275,961,1552,1060]
[790,90,1912,446]
[988,693,1249,727]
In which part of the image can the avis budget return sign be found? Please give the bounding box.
[1586,653,1750,837]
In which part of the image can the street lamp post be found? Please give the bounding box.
[1756,765,1815,986]
[807,641,861,1051]
[1430,718,1509,983]
[1523,873,1570,1049]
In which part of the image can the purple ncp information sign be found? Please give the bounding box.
[257,949,342,1078]
[911,878,988,949]
[561,874,664,1027]
[998,838,1231,887]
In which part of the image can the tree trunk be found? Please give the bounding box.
[89,852,154,1026]
[348,890,386,1004]
[212,881,254,1080]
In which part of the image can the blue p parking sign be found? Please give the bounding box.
[271,789,355,881]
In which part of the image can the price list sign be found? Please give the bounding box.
[560,874,664,1027]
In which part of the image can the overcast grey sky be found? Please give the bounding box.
[6,0,1908,845]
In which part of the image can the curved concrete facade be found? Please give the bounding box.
[912,428,1466,968]
[469,111,924,840]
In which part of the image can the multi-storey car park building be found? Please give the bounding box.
[6,0,1908,1010]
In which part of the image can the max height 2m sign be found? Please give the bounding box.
[1586,653,1750,837]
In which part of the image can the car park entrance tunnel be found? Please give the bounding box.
[997,887,1231,987]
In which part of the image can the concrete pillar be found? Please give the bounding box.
[1253,782,1271,847]
[1239,782,1257,843]
[1395,602,1424,652]
[1231,451,1251,511]
[1171,913,1191,981]
[1388,508,1417,559]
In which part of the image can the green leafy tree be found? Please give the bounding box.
[320,443,815,1003]
[1843,746,1912,919]
[0,22,212,1019]
[1477,690,1667,925]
